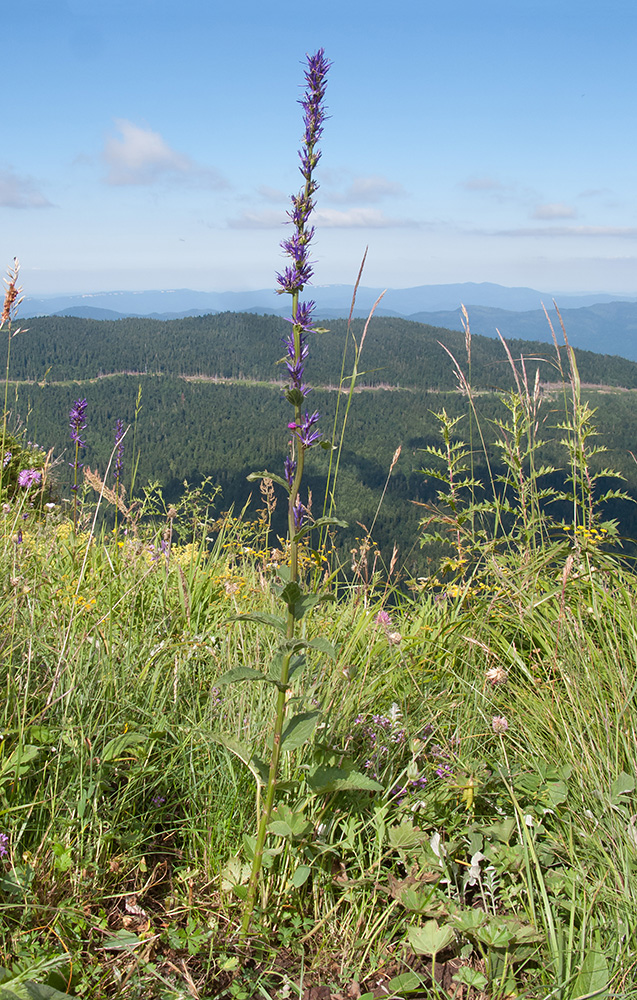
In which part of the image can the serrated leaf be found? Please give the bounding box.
[407,920,455,956]
[572,949,609,1000]
[389,820,427,850]
[305,636,337,660]
[216,666,267,685]
[281,711,320,750]
[307,766,383,793]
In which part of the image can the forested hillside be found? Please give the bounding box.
[7,312,637,389]
[6,311,637,574]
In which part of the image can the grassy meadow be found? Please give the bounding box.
[2,325,637,999]
[2,46,637,1000]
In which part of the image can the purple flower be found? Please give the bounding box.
[69,398,87,447]
[288,410,321,448]
[2,451,11,468]
[0,833,8,857]
[18,468,41,489]
[284,457,297,488]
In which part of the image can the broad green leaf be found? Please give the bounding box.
[23,985,77,1000]
[102,930,143,952]
[213,735,269,786]
[389,820,427,850]
[452,908,488,933]
[216,666,267,685]
[407,920,455,956]
[281,711,321,750]
[305,636,337,660]
[291,865,311,888]
[572,949,609,1000]
[307,766,383,793]
[246,471,290,492]
[232,612,286,633]
[386,972,423,992]
[101,732,148,762]
[611,771,635,803]
[474,920,516,948]
[268,804,312,839]
[280,581,303,609]
[451,968,488,990]
[0,745,39,781]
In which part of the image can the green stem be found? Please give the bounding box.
[239,290,305,940]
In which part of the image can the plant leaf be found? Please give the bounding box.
[407,920,455,956]
[281,711,320,750]
[246,471,290,492]
[572,949,609,1000]
[232,612,287,633]
[216,666,267,685]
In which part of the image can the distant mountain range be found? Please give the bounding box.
[19,281,637,361]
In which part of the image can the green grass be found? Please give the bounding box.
[1,487,637,1000]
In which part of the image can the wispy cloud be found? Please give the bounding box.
[227,209,287,229]
[497,225,637,238]
[102,119,227,188]
[327,174,405,204]
[227,206,415,230]
[0,168,51,208]
[532,202,577,220]
[315,207,414,228]
[460,176,506,192]
[257,184,288,203]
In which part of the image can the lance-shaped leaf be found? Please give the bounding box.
[305,636,338,660]
[232,612,287,633]
[216,666,268,686]
[307,766,383,793]
[213,735,269,787]
[246,471,290,492]
[293,517,348,543]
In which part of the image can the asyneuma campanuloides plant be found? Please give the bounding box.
[225,49,348,940]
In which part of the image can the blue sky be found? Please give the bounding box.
[5,0,637,296]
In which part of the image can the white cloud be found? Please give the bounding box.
[227,206,414,230]
[532,203,577,220]
[461,176,505,192]
[0,168,51,208]
[257,185,288,203]
[497,225,637,238]
[317,207,415,228]
[327,174,405,205]
[102,119,227,188]
[227,209,287,229]
[315,207,414,228]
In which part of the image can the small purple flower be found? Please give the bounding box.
[375,610,392,628]
[2,451,11,468]
[18,468,41,489]
[151,795,166,807]
[288,410,321,448]
[0,833,8,857]
[69,398,87,447]
[284,457,297,488]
